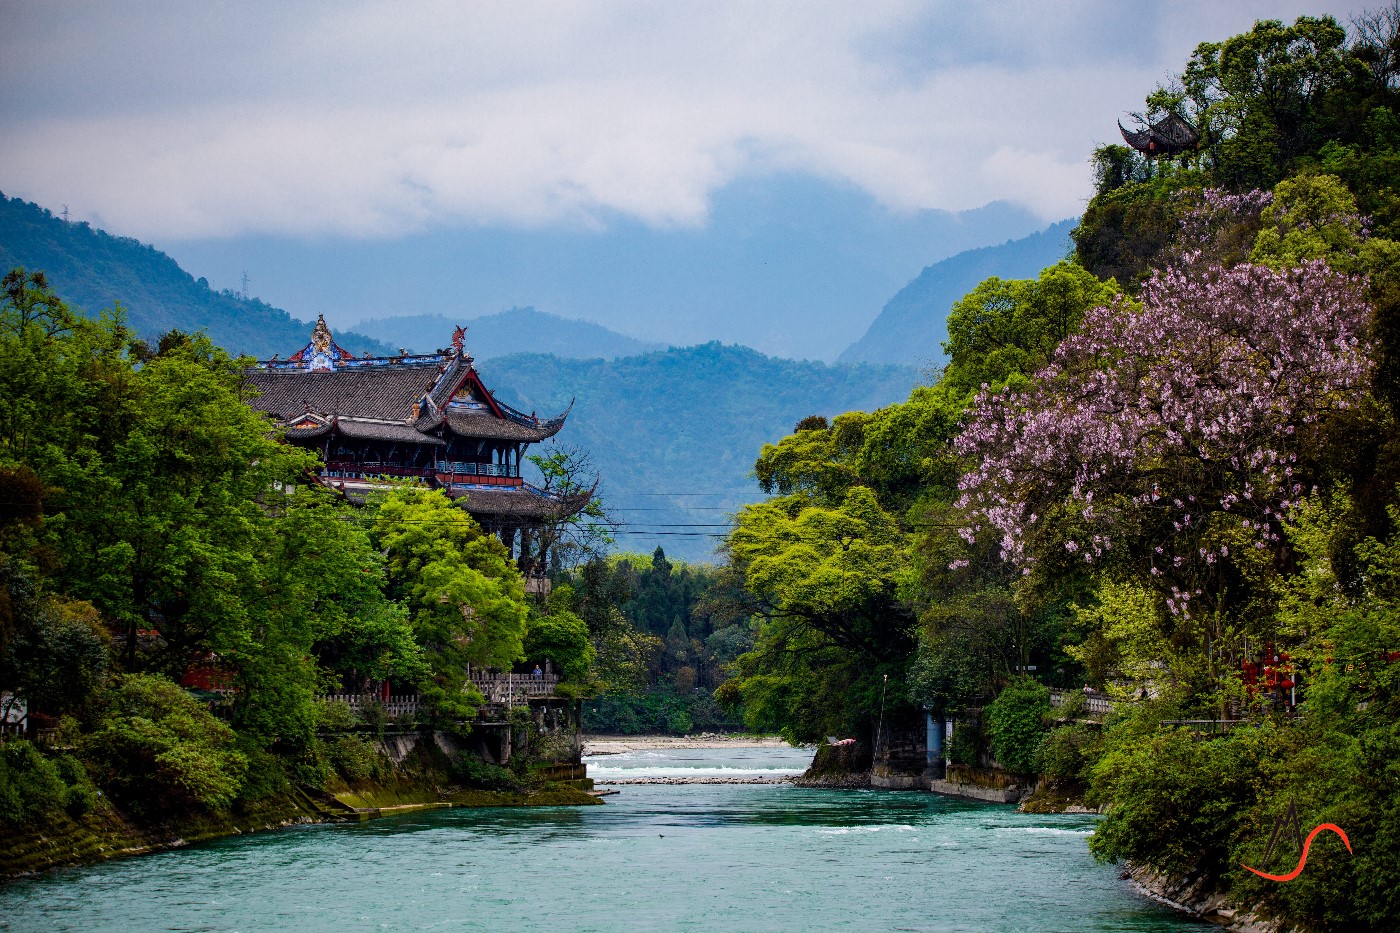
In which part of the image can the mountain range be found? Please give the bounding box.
[354,309,663,360]
[838,219,1076,366]
[159,174,1052,360]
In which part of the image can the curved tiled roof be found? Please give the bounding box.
[1119,113,1199,156]
[247,365,439,421]
[246,322,571,444]
[334,419,447,445]
[442,410,565,442]
[445,484,590,519]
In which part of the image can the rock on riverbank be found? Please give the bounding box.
[1125,863,1281,933]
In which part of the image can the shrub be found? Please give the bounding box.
[985,677,1051,775]
[452,753,518,791]
[53,754,98,817]
[83,674,248,812]
[313,698,357,731]
[0,740,68,824]
[234,737,288,802]
[1035,723,1100,783]
[1088,724,1262,879]
[327,735,382,783]
[947,719,983,766]
[359,700,389,736]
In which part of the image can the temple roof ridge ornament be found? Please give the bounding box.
[284,313,353,371]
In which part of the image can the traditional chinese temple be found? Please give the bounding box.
[245,315,585,576]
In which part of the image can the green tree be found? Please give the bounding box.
[722,487,916,742]
[983,676,1050,776]
[372,487,528,718]
[941,261,1124,399]
[83,674,248,812]
[523,596,594,683]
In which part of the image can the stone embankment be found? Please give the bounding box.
[790,769,870,788]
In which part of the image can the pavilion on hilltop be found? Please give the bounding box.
[1118,112,1200,158]
[245,315,587,581]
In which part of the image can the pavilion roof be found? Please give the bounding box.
[1119,113,1200,156]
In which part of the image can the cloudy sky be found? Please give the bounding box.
[0,0,1379,357]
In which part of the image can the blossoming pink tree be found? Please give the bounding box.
[955,257,1372,627]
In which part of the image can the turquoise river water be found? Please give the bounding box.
[0,746,1213,932]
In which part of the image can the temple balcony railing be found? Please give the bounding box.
[322,461,433,479]
[435,461,517,478]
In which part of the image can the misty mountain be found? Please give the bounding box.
[838,219,1076,366]
[487,343,919,562]
[354,308,663,360]
[162,174,1049,360]
[0,193,390,358]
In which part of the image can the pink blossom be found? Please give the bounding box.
[955,255,1372,614]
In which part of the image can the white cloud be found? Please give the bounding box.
[0,0,1375,239]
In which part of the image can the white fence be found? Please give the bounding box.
[469,671,560,705]
[319,694,424,717]
[1049,688,1116,717]
[318,673,562,717]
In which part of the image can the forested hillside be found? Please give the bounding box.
[0,194,389,357]
[838,220,1073,365]
[353,308,662,360]
[486,343,919,561]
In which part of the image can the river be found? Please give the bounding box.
[0,746,1210,932]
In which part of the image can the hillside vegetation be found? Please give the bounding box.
[0,194,389,357]
[713,10,1400,930]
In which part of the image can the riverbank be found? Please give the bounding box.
[1,781,601,881]
[584,739,813,786]
[2,729,603,881]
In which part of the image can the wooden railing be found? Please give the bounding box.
[435,461,517,478]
